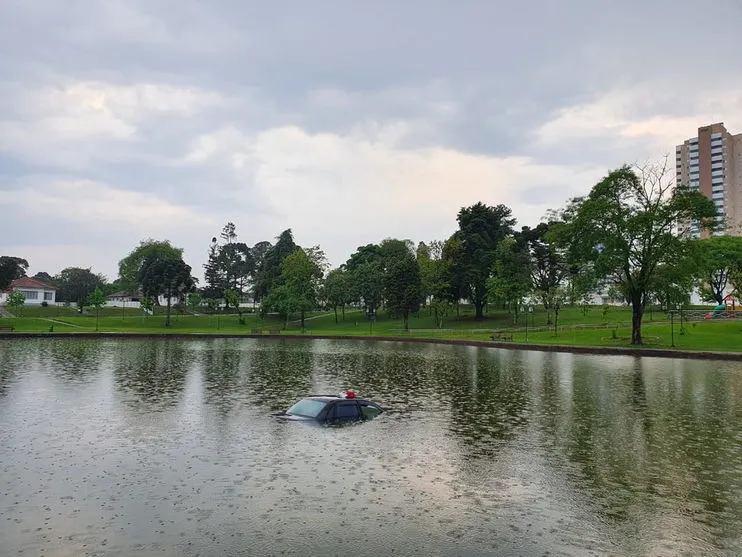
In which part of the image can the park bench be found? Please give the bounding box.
[0,324,14,332]
[490,332,513,342]
[250,328,262,334]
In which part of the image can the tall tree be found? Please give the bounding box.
[487,236,532,324]
[345,244,384,314]
[552,161,716,344]
[453,202,516,319]
[139,254,195,327]
[118,240,183,298]
[441,236,468,316]
[323,267,352,323]
[55,267,105,310]
[261,248,323,329]
[254,229,298,300]
[0,256,28,291]
[692,236,742,304]
[383,249,422,330]
[522,224,567,323]
[203,223,255,308]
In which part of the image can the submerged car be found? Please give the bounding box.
[279,390,383,424]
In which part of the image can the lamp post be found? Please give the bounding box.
[526,305,533,342]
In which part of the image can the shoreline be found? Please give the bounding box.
[3,331,742,362]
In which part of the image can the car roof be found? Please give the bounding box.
[303,395,378,405]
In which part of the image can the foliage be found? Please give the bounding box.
[323,267,352,323]
[262,248,324,329]
[382,247,422,330]
[451,202,516,319]
[55,267,105,310]
[118,239,183,296]
[551,160,717,344]
[345,244,384,312]
[691,236,742,304]
[203,223,254,305]
[139,254,195,327]
[486,236,532,324]
[6,290,25,316]
[0,256,29,291]
[86,288,106,331]
[254,229,298,301]
[187,292,203,313]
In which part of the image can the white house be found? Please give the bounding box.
[0,277,57,305]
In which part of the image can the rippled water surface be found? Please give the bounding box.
[2,338,742,556]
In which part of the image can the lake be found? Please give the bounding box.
[1,337,742,556]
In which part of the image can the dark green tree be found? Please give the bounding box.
[118,239,183,300]
[139,255,195,327]
[552,161,716,344]
[55,267,105,311]
[0,256,29,291]
[692,236,742,304]
[383,249,422,330]
[487,236,532,324]
[452,202,516,319]
[254,229,298,301]
[323,267,352,323]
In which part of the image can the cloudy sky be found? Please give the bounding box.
[1,0,741,280]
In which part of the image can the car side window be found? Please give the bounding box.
[359,404,381,419]
[334,402,360,420]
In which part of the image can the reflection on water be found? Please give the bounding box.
[1,338,742,556]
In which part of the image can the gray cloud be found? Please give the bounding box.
[1,0,741,278]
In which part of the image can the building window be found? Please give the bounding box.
[20,290,39,300]
[44,292,53,301]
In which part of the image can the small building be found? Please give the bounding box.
[0,277,57,305]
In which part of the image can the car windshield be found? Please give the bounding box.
[286,399,328,418]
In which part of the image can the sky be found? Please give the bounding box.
[1,0,741,281]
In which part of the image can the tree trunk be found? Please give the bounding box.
[403,311,409,331]
[300,310,305,330]
[342,305,345,320]
[631,296,643,345]
[165,296,172,327]
[474,300,485,320]
[334,306,338,323]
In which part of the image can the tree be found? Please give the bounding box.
[139,254,195,327]
[249,241,273,303]
[345,244,384,313]
[55,267,105,311]
[187,292,203,314]
[692,236,742,304]
[32,271,54,284]
[441,236,468,316]
[254,230,298,301]
[452,202,516,319]
[0,256,29,291]
[6,290,25,317]
[323,268,352,323]
[86,288,106,331]
[552,161,716,344]
[262,248,323,329]
[119,240,183,300]
[203,223,255,307]
[486,236,532,324]
[523,224,567,323]
[383,249,422,330]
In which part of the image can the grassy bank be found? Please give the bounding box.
[2,304,740,353]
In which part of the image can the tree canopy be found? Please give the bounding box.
[551,161,717,344]
[118,239,183,295]
[0,256,29,291]
[139,254,195,327]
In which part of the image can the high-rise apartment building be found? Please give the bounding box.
[676,122,742,238]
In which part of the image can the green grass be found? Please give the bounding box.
[1,304,739,353]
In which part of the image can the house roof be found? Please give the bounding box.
[108,290,143,298]
[10,277,57,290]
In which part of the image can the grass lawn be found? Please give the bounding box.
[1,304,739,353]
